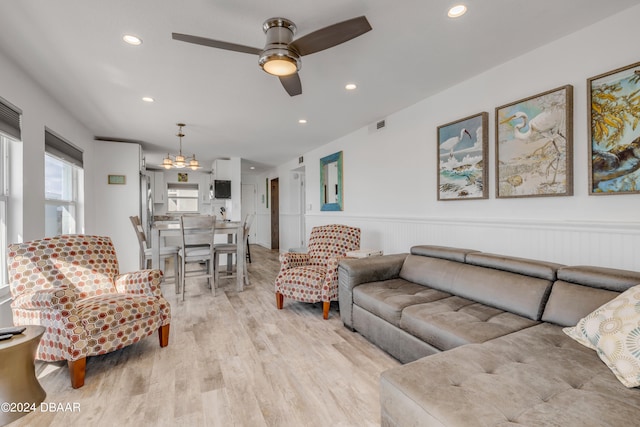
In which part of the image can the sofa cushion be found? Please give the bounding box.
[400,296,538,350]
[542,281,620,326]
[542,264,640,326]
[380,323,640,427]
[399,254,552,320]
[353,278,450,327]
[77,293,161,337]
[564,284,640,388]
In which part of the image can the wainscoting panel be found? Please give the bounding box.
[305,214,640,271]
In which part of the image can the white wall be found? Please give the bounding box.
[92,141,141,273]
[0,49,96,242]
[273,5,640,270]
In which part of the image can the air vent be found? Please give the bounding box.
[376,120,386,130]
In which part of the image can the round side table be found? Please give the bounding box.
[0,325,46,425]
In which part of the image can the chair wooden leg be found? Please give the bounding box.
[243,259,249,286]
[174,253,180,294]
[68,357,86,389]
[276,292,284,309]
[214,252,220,288]
[181,259,186,301]
[323,301,330,320]
[159,324,170,347]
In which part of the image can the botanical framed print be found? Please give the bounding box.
[496,85,573,198]
[437,112,488,200]
[177,172,188,182]
[588,61,640,195]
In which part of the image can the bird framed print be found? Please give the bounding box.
[495,85,573,198]
[437,112,488,200]
[588,61,640,195]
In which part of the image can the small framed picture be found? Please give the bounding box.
[437,112,488,200]
[178,173,188,182]
[107,174,126,185]
[495,85,573,198]
[588,61,640,195]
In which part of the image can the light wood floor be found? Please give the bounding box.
[11,245,399,427]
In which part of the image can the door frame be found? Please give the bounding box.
[270,178,279,250]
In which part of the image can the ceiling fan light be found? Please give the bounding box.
[261,55,298,76]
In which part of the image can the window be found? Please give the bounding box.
[44,129,84,237]
[167,183,199,213]
[0,96,20,291]
[0,135,9,288]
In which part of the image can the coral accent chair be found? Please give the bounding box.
[275,224,360,319]
[7,234,171,388]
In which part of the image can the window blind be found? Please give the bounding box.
[0,97,21,140]
[45,129,83,167]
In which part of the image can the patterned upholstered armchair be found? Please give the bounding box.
[7,235,171,388]
[275,224,360,319]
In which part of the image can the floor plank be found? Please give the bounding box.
[9,245,399,427]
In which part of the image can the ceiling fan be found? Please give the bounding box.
[172,15,372,97]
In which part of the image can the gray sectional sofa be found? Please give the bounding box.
[338,245,640,426]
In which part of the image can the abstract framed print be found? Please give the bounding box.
[437,112,488,200]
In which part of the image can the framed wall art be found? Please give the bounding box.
[495,85,573,198]
[588,61,640,195]
[437,112,488,200]
[107,174,126,185]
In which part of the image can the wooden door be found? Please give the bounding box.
[270,178,279,250]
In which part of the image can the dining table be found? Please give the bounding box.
[150,220,245,292]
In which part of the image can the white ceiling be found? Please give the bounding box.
[0,1,637,174]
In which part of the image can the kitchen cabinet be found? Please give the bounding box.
[153,171,165,203]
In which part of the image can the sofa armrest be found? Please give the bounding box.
[279,252,310,270]
[338,253,408,329]
[115,269,164,297]
[11,287,77,311]
[11,287,90,361]
[338,253,408,291]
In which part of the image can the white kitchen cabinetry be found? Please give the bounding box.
[153,171,165,203]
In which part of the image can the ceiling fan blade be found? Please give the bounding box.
[290,16,372,56]
[279,73,302,97]
[172,32,262,55]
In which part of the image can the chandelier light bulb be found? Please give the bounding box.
[162,156,173,169]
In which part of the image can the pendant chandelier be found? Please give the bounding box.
[161,123,201,170]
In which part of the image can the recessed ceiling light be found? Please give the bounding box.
[142,97,154,103]
[250,166,256,170]
[123,34,143,46]
[448,5,467,18]
[298,119,307,124]
[345,83,357,90]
